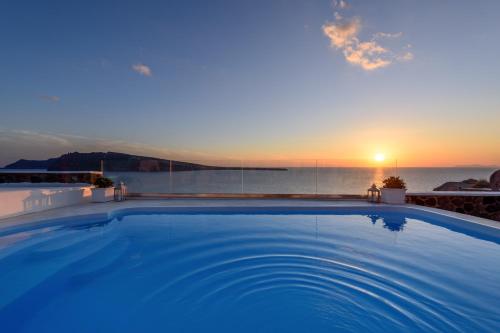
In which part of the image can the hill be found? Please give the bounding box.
[4,152,286,172]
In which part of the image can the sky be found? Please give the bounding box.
[1,0,499,167]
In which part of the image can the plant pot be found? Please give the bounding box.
[91,187,115,202]
[381,188,407,204]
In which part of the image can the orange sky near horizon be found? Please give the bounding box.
[0,126,498,168]
[198,124,500,168]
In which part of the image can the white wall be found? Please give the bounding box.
[0,186,92,219]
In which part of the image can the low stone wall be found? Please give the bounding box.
[0,171,102,184]
[406,192,500,221]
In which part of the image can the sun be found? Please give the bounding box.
[374,153,385,162]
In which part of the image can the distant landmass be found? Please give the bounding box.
[4,152,287,172]
[454,164,499,168]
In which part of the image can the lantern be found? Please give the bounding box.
[367,183,380,203]
[114,181,127,202]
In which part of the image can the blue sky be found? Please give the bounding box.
[1,0,499,166]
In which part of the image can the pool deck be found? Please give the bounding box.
[1,198,499,232]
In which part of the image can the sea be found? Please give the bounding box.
[103,167,498,195]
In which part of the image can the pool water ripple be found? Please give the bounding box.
[165,253,468,332]
[0,212,498,332]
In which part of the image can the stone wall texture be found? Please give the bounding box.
[0,172,101,184]
[406,194,500,222]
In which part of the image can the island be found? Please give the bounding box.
[3,152,287,172]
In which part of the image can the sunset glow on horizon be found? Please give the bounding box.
[374,153,385,163]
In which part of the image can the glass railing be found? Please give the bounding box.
[101,158,497,195]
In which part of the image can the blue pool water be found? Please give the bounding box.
[0,209,499,332]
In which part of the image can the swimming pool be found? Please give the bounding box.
[0,207,499,332]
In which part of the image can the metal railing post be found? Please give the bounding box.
[315,159,318,195]
[169,160,173,193]
[241,160,244,194]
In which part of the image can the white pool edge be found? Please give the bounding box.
[0,201,498,240]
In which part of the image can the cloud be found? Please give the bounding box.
[398,51,414,62]
[322,5,412,71]
[343,40,391,70]
[333,0,349,9]
[132,63,152,76]
[373,32,403,39]
[322,17,361,48]
[323,18,393,70]
[0,130,71,147]
[39,95,60,103]
[0,129,212,167]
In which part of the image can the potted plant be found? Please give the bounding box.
[380,176,407,204]
[91,177,114,202]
